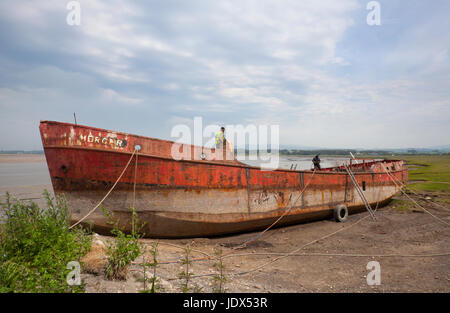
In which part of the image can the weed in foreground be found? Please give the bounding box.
[140,241,162,293]
[212,245,227,293]
[0,191,92,293]
[102,207,145,280]
[178,243,203,293]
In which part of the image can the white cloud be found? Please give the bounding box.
[101,89,143,105]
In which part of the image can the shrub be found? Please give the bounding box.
[103,207,144,280]
[0,191,92,293]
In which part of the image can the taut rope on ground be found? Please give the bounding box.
[171,203,384,280]
[135,169,318,266]
[229,169,317,251]
[222,251,450,259]
[384,166,450,212]
[229,211,373,277]
[382,167,450,227]
[132,161,450,281]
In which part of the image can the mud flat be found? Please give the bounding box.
[82,193,450,293]
[0,154,45,164]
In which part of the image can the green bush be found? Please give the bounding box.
[103,207,144,280]
[0,191,92,293]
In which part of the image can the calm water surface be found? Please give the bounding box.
[0,162,51,188]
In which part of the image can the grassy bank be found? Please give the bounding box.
[391,155,450,193]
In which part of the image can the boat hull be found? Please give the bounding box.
[39,121,408,238]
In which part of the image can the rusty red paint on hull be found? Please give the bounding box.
[39,121,408,238]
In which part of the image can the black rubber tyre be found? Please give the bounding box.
[334,205,348,222]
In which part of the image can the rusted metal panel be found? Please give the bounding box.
[40,120,408,238]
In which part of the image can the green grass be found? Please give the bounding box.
[390,199,413,213]
[400,155,450,193]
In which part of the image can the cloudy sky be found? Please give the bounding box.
[0,0,449,150]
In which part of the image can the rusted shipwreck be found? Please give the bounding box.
[39,120,408,238]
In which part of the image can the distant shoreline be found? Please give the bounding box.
[0,150,44,155]
[0,154,45,163]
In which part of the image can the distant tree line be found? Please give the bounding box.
[234,149,448,156]
[279,149,360,156]
[279,149,446,156]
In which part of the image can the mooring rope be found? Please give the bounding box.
[131,149,139,233]
[382,167,450,227]
[133,161,450,281]
[228,169,317,251]
[137,241,213,260]
[384,167,450,212]
[222,251,450,259]
[168,203,380,280]
[228,211,373,277]
[164,245,450,281]
[69,148,138,229]
[134,169,319,267]
[133,149,138,210]
[152,199,383,269]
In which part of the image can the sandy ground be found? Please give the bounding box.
[81,192,450,293]
[0,154,45,163]
[1,154,448,293]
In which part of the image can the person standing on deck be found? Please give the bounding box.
[312,154,321,170]
[215,127,225,149]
